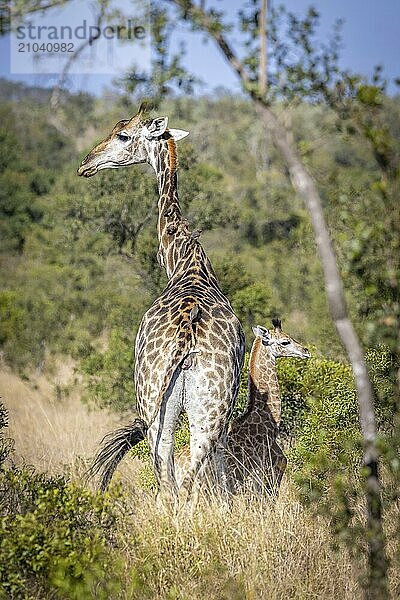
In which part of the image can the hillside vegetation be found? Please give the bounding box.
[0,81,399,597]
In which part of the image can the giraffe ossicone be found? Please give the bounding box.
[81,106,245,507]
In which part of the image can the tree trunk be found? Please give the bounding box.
[170,1,388,597]
[257,107,387,599]
[258,0,267,97]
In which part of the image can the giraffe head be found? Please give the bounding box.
[77,104,189,177]
[252,319,310,360]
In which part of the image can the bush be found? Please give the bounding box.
[278,355,361,491]
[0,291,31,369]
[0,472,122,599]
[231,282,281,349]
[0,402,125,599]
[366,345,398,431]
[80,327,136,411]
[275,346,397,554]
[277,346,397,483]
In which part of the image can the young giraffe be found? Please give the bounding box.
[176,319,310,495]
[79,107,245,506]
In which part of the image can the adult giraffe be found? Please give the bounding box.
[79,106,245,506]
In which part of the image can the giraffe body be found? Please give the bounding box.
[135,228,244,500]
[79,107,244,504]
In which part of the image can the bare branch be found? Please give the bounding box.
[9,1,70,18]
[169,0,254,91]
[50,1,107,110]
[258,0,267,96]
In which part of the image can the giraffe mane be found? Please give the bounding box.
[248,336,263,379]
[167,136,178,172]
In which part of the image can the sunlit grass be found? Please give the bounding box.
[2,365,399,599]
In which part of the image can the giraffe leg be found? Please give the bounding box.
[179,361,239,506]
[147,382,183,509]
[188,442,220,506]
[179,410,232,507]
[247,437,276,496]
[187,440,234,515]
[271,442,287,496]
[249,438,286,497]
[213,434,233,495]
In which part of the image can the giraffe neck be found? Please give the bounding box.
[148,137,183,277]
[244,337,281,428]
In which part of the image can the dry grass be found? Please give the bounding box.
[115,484,362,600]
[2,365,399,599]
[0,363,123,478]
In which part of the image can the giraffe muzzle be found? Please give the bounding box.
[77,162,98,177]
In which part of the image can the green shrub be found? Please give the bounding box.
[0,468,124,599]
[0,402,125,599]
[275,344,397,553]
[278,355,361,480]
[0,291,31,369]
[80,327,136,411]
[213,257,253,299]
[365,345,398,430]
[231,282,281,350]
[277,346,397,481]
[0,291,26,347]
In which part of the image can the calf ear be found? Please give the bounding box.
[169,128,189,141]
[252,325,270,340]
[144,117,168,139]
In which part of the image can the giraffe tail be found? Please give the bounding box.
[87,418,148,492]
[88,306,201,491]
[147,305,201,427]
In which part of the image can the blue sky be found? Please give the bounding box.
[182,0,400,94]
[0,0,399,96]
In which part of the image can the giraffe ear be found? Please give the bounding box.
[169,128,189,141]
[144,117,168,139]
[252,325,270,340]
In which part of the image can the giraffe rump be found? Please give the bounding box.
[88,418,148,492]
[147,305,200,425]
[89,307,200,493]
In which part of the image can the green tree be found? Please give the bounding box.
[165,2,392,595]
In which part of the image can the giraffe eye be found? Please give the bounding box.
[281,341,290,346]
[117,133,130,142]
